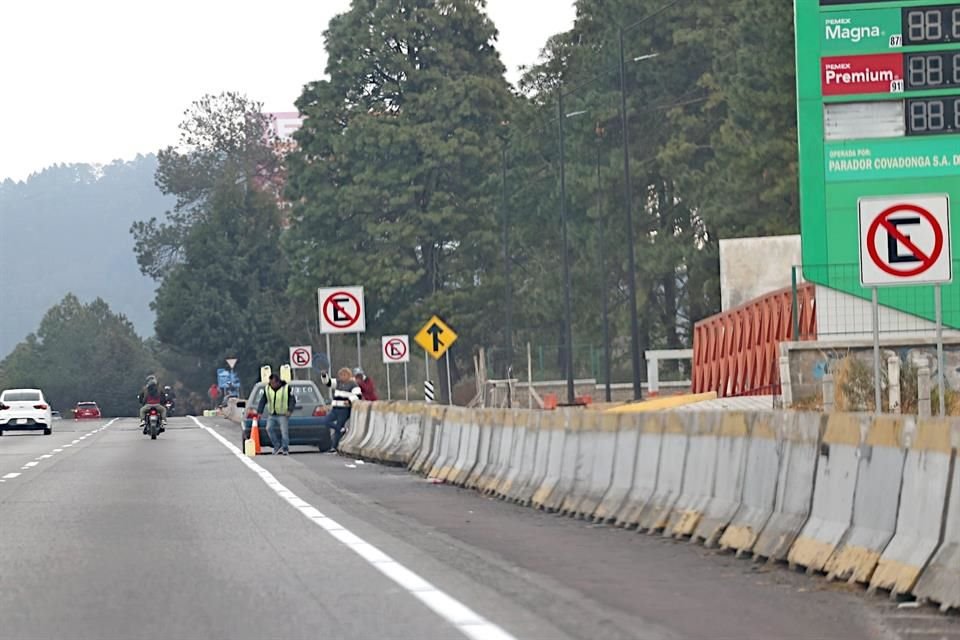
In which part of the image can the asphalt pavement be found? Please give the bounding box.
[1,415,958,640]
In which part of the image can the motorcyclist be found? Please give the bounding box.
[163,385,176,415]
[138,375,168,433]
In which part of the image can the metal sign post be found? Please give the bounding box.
[445,351,453,406]
[403,362,409,401]
[872,287,882,414]
[356,333,362,368]
[936,284,946,417]
[325,335,332,373]
[386,363,392,400]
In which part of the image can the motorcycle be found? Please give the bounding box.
[164,399,175,417]
[145,406,162,440]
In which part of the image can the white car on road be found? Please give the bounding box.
[0,388,53,435]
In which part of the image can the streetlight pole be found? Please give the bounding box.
[557,87,576,405]
[501,143,513,378]
[596,124,612,402]
[619,27,644,401]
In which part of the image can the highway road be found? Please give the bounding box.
[1,416,958,640]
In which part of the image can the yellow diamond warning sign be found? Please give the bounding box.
[414,315,458,360]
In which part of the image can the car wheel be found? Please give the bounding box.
[43,427,52,435]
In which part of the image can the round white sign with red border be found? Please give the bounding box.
[858,194,952,287]
[289,346,312,369]
[317,286,366,334]
[382,335,410,364]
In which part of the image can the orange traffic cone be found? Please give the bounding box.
[250,416,262,455]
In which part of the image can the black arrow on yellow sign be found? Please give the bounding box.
[426,323,444,352]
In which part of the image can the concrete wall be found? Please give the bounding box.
[720,235,802,311]
[781,338,960,404]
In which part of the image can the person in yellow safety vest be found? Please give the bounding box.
[257,373,296,455]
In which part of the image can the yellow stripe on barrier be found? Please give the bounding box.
[823,413,862,447]
[789,536,838,571]
[719,412,749,438]
[871,558,923,596]
[752,413,776,440]
[913,419,952,453]
[865,416,904,448]
[603,392,717,414]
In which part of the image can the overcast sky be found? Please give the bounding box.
[0,1,575,182]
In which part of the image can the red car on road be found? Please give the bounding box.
[74,402,101,420]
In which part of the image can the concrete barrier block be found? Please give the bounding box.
[825,416,908,584]
[542,409,583,513]
[613,413,667,528]
[719,411,782,555]
[358,402,391,460]
[560,411,610,516]
[482,410,516,495]
[573,413,620,518]
[516,410,559,506]
[635,413,689,533]
[503,412,543,503]
[338,401,371,457]
[752,412,824,562]
[880,420,957,601]
[495,411,533,499]
[593,413,642,523]
[436,407,466,483]
[464,412,493,490]
[666,412,722,537]
[428,406,462,481]
[409,405,441,474]
[531,411,572,510]
[788,413,866,572]
[693,411,751,546]
[383,404,426,466]
[450,410,481,486]
[418,406,448,477]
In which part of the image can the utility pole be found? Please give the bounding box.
[597,124,612,402]
[619,27,644,401]
[558,87,576,405]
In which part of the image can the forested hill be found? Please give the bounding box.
[0,156,171,357]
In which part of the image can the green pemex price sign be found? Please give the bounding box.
[797,0,960,321]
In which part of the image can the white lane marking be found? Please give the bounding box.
[191,416,517,640]
[0,419,117,481]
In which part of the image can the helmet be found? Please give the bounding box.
[164,385,171,391]
[353,367,364,377]
[146,375,157,385]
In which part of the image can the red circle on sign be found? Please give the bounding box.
[322,291,361,329]
[291,348,311,366]
[866,203,944,277]
[385,338,407,361]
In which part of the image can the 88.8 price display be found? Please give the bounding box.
[905,51,960,89]
[905,96,960,134]
[903,5,960,45]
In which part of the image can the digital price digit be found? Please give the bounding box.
[905,52,960,89]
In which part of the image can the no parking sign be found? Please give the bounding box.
[859,195,952,286]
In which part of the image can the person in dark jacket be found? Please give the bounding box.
[320,368,362,452]
[353,367,378,401]
[257,373,295,455]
